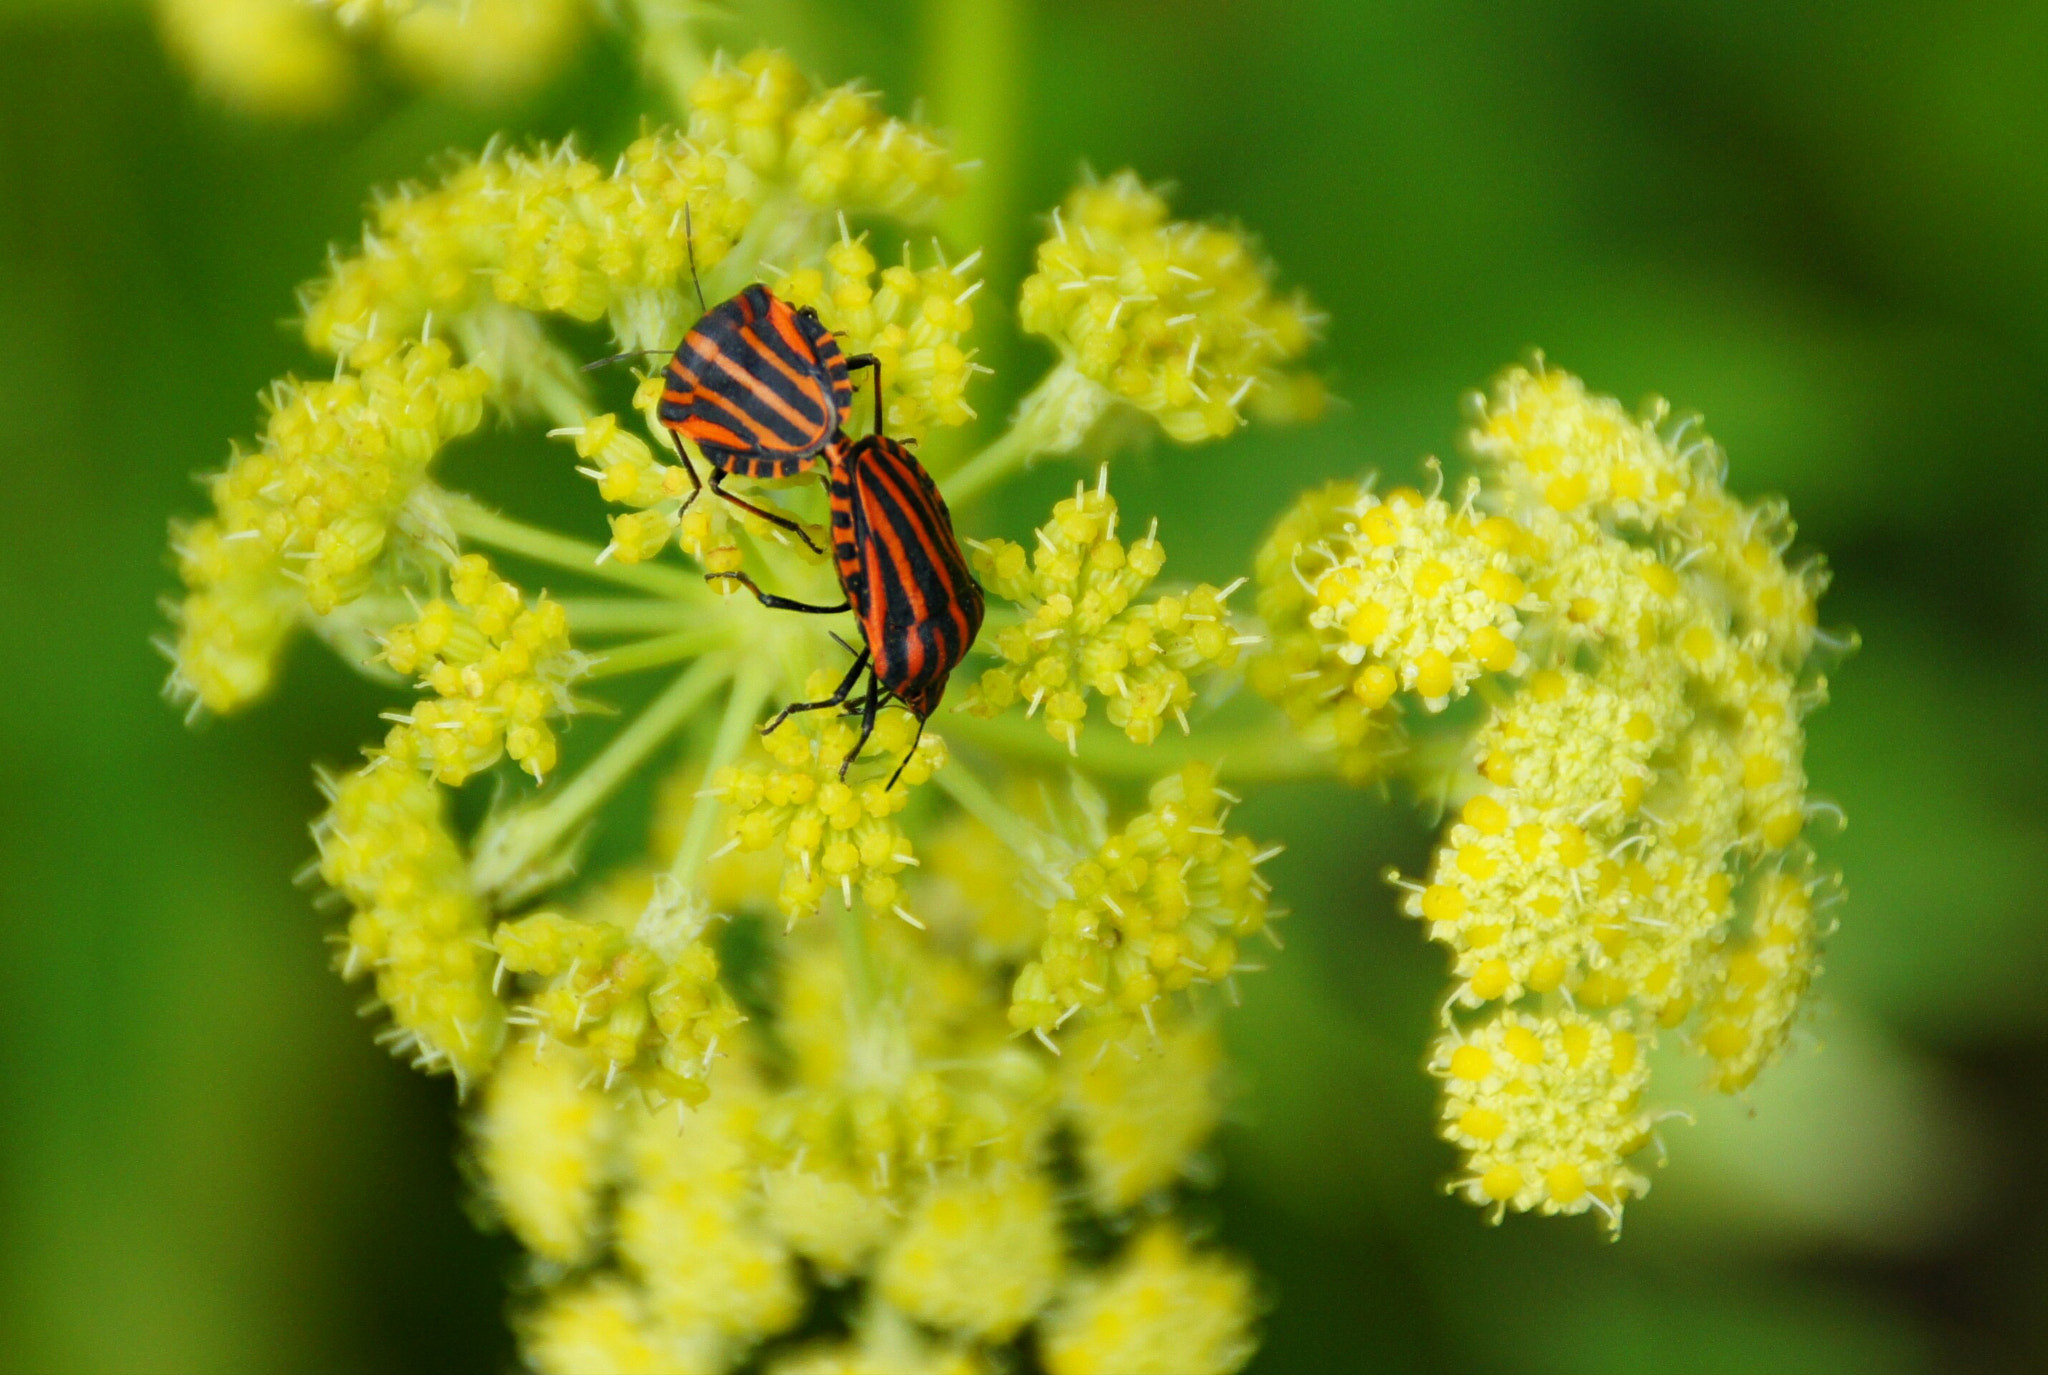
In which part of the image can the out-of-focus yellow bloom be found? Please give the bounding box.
[156,0,355,117]
[913,812,1045,964]
[687,50,966,221]
[962,475,1247,750]
[776,233,985,440]
[711,685,947,923]
[522,1275,727,1375]
[1062,1017,1224,1211]
[1695,866,1825,1091]
[772,1310,987,1375]
[373,0,586,102]
[877,1170,1064,1339]
[166,339,488,714]
[378,554,585,784]
[615,1068,804,1344]
[475,1039,613,1265]
[1431,1009,1653,1223]
[757,925,1052,1272]
[1009,764,1274,1040]
[1040,1226,1257,1375]
[315,755,502,1083]
[1018,172,1322,445]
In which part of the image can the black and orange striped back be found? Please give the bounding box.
[828,435,984,719]
[657,284,854,479]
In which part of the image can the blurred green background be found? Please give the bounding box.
[2,0,2045,1371]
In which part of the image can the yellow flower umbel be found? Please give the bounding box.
[156,0,585,117]
[962,472,1249,750]
[315,754,502,1084]
[1040,1226,1257,1375]
[776,233,985,441]
[1255,360,1843,1230]
[379,554,586,784]
[158,1,1848,1359]
[1017,172,1323,446]
[1008,764,1277,1045]
[687,50,967,222]
[712,690,948,925]
[165,339,488,714]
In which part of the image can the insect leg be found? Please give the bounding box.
[843,353,884,437]
[705,571,850,615]
[838,667,884,780]
[885,715,928,791]
[760,647,871,735]
[581,348,673,372]
[708,468,825,556]
[668,430,707,518]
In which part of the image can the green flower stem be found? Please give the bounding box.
[940,360,1110,504]
[439,491,706,601]
[555,598,699,635]
[932,754,1048,863]
[665,658,774,893]
[629,0,711,121]
[838,894,881,1017]
[472,655,732,897]
[945,708,1334,783]
[584,626,732,680]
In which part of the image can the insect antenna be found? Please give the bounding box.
[684,202,707,316]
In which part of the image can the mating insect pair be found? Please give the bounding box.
[591,283,983,787]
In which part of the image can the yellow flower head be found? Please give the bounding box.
[1019,172,1322,443]
[1432,1008,1653,1229]
[712,684,948,923]
[615,1069,805,1343]
[379,554,585,785]
[1040,1225,1257,1375]
[963,473,1247,750]
[314,755,502,1083]
[775,232,985,440]
[772,1308,987,1375]
[1062,1016,1225,1212]
[1009,764,1273,1040]
[757,926,1052,1271]
[1695,865,1825,1091]
[475,1039,614,1266]
[877,1169,1065,1340]
[166,339,489,713]
[494,871,745,1106]
[303,133,748,361]
[521,1276,727,1375]
[688,50,967,221]
[155,0,355,117]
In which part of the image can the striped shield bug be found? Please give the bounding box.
[588,283,878,554]
[712,432,984,787]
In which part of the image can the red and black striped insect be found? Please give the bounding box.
[713,432,984,787]
[587,282,878,554]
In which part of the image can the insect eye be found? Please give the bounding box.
[796,306,821,322]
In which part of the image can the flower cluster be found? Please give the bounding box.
[166,338,488,714]
[1257,362,1837,1228]
[1009,764,1276,1042]
[1017,171,1323,446]
[378,554,585,784]
[962,475,1248,750]
[302,132,749,364]
[315,758,502,1083]
[479,842,1255,1375]
[155,0,584,118]
[494,872,746,1105]
[687,50,966,222]
[711,688,949,924]
[1040,1225,1258,1375]
[775,234,985,440]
